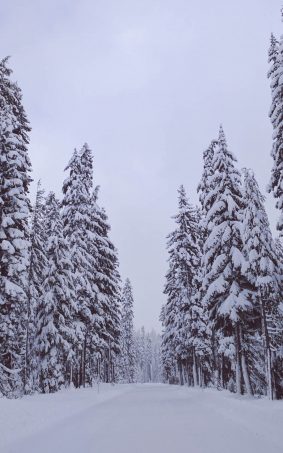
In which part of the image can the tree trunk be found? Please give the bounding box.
[220,353,224,389]
[24,321,30,393]
[185,360,190,386]
[79,350,83,387]
[239,324,253,396]
[83,334,87,387]
[260,297,273,400]
[70,362,73,387]
[266,347,273,400]
[211,328,219,387]
[192,348,198,387]
[198,363,202,388]
[24,290,32,394]
[234,323,242,395]
[178,359,184,385]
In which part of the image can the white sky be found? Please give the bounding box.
[0,0,282,331]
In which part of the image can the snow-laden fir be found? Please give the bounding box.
[268,29,283,234]
[0,57,32,396]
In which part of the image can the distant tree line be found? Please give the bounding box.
[119,278,162,384]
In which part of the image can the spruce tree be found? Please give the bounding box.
[242,168,280,398]
[197,140,220,387]
[0,57,32,396]
[160,262,178,382]
[35,193,76,393]
[268,29,283,234]
[119,279,135,383]
[197,140,218,217]
[162,186,201,386]
[202,126,252,395]
[25,181,48,393]
[62,144,96,387]
[90,187,121,383]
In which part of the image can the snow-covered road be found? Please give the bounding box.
[3,384,283,453]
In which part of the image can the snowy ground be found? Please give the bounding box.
[1,384,283,453]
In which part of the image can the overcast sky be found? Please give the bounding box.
[0,0,282,331]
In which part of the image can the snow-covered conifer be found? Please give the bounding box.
[62,144,98,387]
[25,181,48,392]
[119,279,135,383]
[198,140,218,217]
[0,57,32,396]
[242,169,280,398]
[90,187,121,383]
[202,126,252,394]
[268,29,283,234]
[162,185,202,385]
[35,193,76,393]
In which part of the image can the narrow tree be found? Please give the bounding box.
[242,168,280,398]
[119,279,135,383]
[202,126,252,395]
[35,193,76,393]
[268,30,283,234]
[62,144,96,387]
[90,187,121,383]
[25,181,48,393]
[0,57,32,396]
[198,140,218,218]
[162,186,201,386]
[197,140,219,386]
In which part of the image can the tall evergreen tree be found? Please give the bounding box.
[90,187,121,383]
[198,140,218,218]
[202,126,252,395]
[25,181,48,393]
[268,30,283,234]
[160,261,178,382]
[196,140,221,387]
[35,193,76,393]
[0,57,32,396]
[242,168,281,398]
[162,186,202,385]
[61,144,97,387]
[119,279,135,383]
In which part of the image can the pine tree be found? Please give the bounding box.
[25,181,48,393]
[162,186,201,386]
[197,140,218,218]
[119,279,135,383]
[0,57,32,396]
[90,187,121,383]
[202,126,252,395]
[188,267,212,387]
[242,168,281,398]
[197,139,220,387]
[35,193,76,393]
[62,144,97,387]
[160,262,178,382]
[268,29,283,234]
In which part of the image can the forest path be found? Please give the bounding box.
[6,384,283,453]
